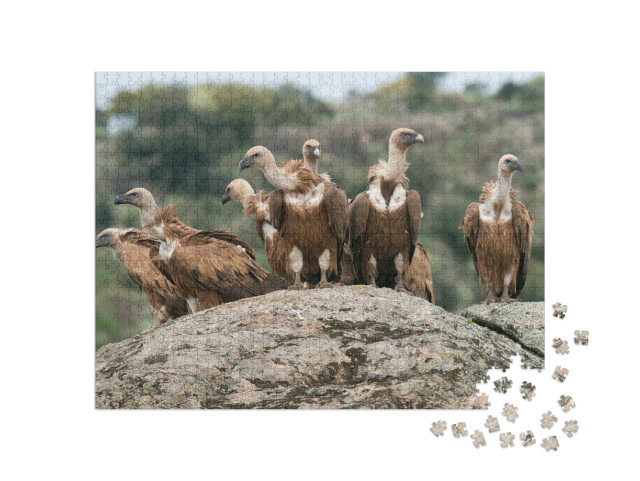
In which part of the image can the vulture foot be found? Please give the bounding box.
[289,283,305,291]
[498,296,518,303]
[315,281,333,289]
[394,285,410,294]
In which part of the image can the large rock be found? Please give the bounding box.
[461,302,544,356]
[96,286,544,409]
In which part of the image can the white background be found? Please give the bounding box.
[2,1,639,479]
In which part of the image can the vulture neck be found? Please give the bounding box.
[139,202,160,228]
[303,156,318,173]
[262,163,299,192]
[493,172,513,202]
[384,145,409,183]
[487,172,514,219]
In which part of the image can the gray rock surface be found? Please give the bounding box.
[461,302,544,356]
[96,286,544,409]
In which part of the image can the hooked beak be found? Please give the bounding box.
[221,192,231,205]
[239,155,252,171]
[114,193,129,205]
[512,160,522,172]
[96,237,105,248]
[313,147,320,157]
[414,133,425,144]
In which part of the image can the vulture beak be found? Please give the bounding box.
[239,155,251,171]
[95,237,104,248]
[221,192,231,205]
[313,147,320,157]
[114,193,129,205]
[512,160,522,172]
[414,133,425,144]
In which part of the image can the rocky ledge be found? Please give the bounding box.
[96,286,544,409]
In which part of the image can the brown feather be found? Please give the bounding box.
[144,205,285,311]
[280,159,321,194]
[459,191,534,299]
[405,243,435,303]
[111,230,188,323]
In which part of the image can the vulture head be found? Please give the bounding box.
[498,154,522,175]
[389,128,424,152]
[303,139,321,160]
[114,187,156,209]
[239,146,275,171]
[96,228,122,248]
[222,179,255,205]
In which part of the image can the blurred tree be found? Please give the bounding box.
[376,72,447,112]
[464,81,489,97]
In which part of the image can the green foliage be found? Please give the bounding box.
[495,75,544,112]
[96,73,545,350]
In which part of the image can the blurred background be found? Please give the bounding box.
[96,72,544,350]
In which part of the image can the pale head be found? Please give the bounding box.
[239,146,275,171]
[222,178,255,205]
[389,128,424,152]
[498,154,522,176]
[303,139,321,160]
[96,228,123,248]
[114,187,156,210]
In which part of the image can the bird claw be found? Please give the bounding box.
[315,281,333,289]
[289,283,305,291]
[394,285,410,294]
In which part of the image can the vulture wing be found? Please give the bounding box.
[148,244,177,285]
[184,229,256,259]
[406,189,422,264]
[119,229,160,249]
[512,200,534,298]
[406,243,435,304]
[268,189,286,231]
[323,184,349,276]
[459,203,480,276]
[349,192,370,283]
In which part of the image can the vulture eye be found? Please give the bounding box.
[253,153,259,158]
[506,159,512,164]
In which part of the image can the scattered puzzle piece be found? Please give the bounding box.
[471,430,486,448]
[552,366,569,383]
[520,381,536,401]
[541,436,559,451]
[553,338,569,355]
[540,411,558,429]
[500,432,515,448]
[452,422,468,438]
[574,330,589,346]
[502,403,519,423]
[558,395,576,412]
[485,415,500,433]
[430,421,447,437]
[493,376,513,393]
[520,431,536,447]
[552,302,567,318]
[563,420,579,438]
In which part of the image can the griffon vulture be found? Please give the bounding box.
[96,228,188,323]
[358,157,435,302]
[459,154,534,303]
[222,178,304,287]
[239,146,349,288]
[114,188,286,311]
[301,139,355,285]
[349,128,424,291]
